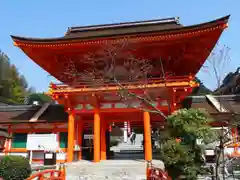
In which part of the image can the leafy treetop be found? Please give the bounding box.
[26,93,54,105]
[0,50,34,104]
[160,108,215,180]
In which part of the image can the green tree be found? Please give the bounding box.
[191,77,212,95]
[0,50,33,104]
[160,108,215,179]
[26,93,54,105]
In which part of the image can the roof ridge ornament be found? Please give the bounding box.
[65,27,71,35]
[175,17,180,24]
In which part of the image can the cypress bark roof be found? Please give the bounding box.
[183,95,240,123]
[11,15,229,43]
[0,104,67,124]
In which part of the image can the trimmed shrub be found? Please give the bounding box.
[0,155,31,180]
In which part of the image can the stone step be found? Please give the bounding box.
[112,147,143,150]
[115,150,144,154]
[113,147,143,150]
[111,145,143,150]
[66,159,164,180]
[111,148,143,152]
[115,144,143,147]
[111,146,143,150]
[111,134,144,154]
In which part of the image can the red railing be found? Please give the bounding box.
[26,164,66,180]
[50,75,194,90]
[146,161,172,180]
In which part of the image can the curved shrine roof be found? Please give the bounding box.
[11,15,230,84]
[12,17,183,42]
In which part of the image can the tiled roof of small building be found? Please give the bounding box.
[0,105,41,124]
[183,94,240,113]
[38,104,68,122]
[183,94,240,124]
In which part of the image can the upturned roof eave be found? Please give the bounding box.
[11,15,230,44]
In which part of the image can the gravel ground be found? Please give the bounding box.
[65,160,164,180]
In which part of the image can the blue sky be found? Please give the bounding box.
[0,0,239,92]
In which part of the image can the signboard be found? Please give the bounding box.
[205,150,215,156]
[26,134,58,151]
[84,134,93,139]
[45,153,53,159]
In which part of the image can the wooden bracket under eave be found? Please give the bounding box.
[64,94,71,110]
[64,94,78,113]
[90,93,101,111]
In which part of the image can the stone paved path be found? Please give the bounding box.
[66,160,164,180]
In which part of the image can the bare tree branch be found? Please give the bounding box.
[56,40,172,120]
[205,45,231,90]
[114,77,167,119]
[203,45,234,179]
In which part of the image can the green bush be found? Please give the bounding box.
[159,108,215,179]
[0,155,32,180]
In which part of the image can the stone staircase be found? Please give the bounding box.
[66,160,164,180]
[111,134,143,154]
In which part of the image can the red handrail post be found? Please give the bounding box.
[59,163,66,180]
[39,174,44,180]
[146,160,152,180]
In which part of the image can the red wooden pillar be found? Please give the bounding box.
[94,112,101,162]
[77,120,83,160]
[67,111,75,162]
[143,111,152,161]
[100,119,107,160]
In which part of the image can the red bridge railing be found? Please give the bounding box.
[26,164,66,180]
[146,161,172,180]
